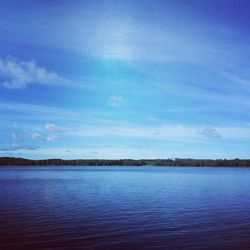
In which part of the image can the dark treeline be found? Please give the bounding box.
[1,157,250,167]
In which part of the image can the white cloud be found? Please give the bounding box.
[32,132,45,141]
[0,58,68,89]
[69,124,199,141]
[0,145,37,152]
[47,135,59,141]
[108,96,124,107]
[199,128,222,139]
[0,130,37,152]
[68,123,250,141]
[44,123,66,132]
[32,132,59,142]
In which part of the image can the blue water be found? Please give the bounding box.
[1,166,250,250]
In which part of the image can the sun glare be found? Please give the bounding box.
[96,20,134,60]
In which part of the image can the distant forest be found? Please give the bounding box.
[1,157,250,167]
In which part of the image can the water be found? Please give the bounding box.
[1,166,250,250]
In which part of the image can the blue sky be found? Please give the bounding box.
[1,0,250,159]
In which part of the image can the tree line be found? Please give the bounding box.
[1,157,250,167]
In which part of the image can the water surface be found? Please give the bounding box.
[1,166,250,249]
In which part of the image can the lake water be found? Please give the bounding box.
[1,166,250,250]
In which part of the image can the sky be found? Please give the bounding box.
[1,0,250,159]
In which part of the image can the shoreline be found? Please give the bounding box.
[1,157,250,167]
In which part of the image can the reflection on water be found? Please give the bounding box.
[1,166,250,249]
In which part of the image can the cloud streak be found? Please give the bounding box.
[108,96,124,107]
[0,58,69,89]
[199,128,222,139]
[68,124,250,141]
[0,145,37,152]
[44,123,66,132]
[31,133,59,142]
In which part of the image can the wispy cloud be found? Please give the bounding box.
[0,145,37,152]
[0,101,86,123]
[0,58,69,89]
[0,129,37,152]
[46,135,59,141]
[199,128,222,139]
[69,124,249,141]
[108,95,124,107]
[31,133,45,141]
[2,142,246,159]
[31,132,59,142]
[44,123,66,132]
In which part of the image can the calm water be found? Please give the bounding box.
[1,166,250,250]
